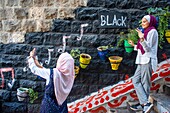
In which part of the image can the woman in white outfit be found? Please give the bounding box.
[128,15,158,113]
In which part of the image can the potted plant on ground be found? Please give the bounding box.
[17,87,38,103]
[97,45,109,61]
[79,53,91,69]
[70,48,81,77]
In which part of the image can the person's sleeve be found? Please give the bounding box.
[134,45,137,51]
[28,57,50,80]
[140,30,158,52]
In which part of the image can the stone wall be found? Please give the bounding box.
[0,0,87,44]
[0,0,170,113]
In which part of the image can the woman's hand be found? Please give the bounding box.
[30,48,36,58]
[136,28,144,42]
[128,40,135,47]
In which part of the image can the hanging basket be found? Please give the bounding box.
[97,46,108,61]
[17,87,28,101]
[108,56,123,70]
[165,30,170,43]
[79,53,91,69]
[124,40,134,53]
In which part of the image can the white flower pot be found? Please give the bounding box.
[17,87,28,101]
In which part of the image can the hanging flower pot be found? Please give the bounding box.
[108,56,123,70]
[79,53,91,69]
[165,30,170,43]
[74,66,80,78]
[97,46,108,61]
[17,87,28,101]
[124,40,134,53]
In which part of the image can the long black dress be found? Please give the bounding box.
[40,69,68,113]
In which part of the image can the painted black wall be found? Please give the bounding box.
[0,0,170,112]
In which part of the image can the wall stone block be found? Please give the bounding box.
[70,0,81,7]
[44,0,55,7]
[43,32,63,46]
[44,8,58,19]
[25,32,44,45]
[71,21,93,33]
[0,32,9,44]
[99,73,119,86]
[0,0,5,8]
[19,80,43,91]
[79,0,88,6]
[37,19,52,32]
[10,32,25,43]
[2,20,21,32]
[21,20,37,32]
[15,68,27,79]
[6,0,20,7]
[2,102,27,113]
[59,0,70,7]
[28,104,40,113]
[29,7,44,19]
[70,84,89,96]
[0,8,15,20]
[20,0,33,7]
[75,7,99,20]
[33,0,55,7]
[33,0,45,7]
[87,0,105,7]
[11,91,18,102]
[14,8,29,19]
[58,7,75,19]
[81,35,98,47]
[51,19,71,32]
[1,44,29,54]
[67,35,82,47]
[0,90,10,101]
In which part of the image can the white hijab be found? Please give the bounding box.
[53,52,75,105]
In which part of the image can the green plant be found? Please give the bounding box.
[117,32,128,47]
[28,88,38,103]
[117,30,139,47]
[70,48,81,66]
[127,29,139,44]
[147,6,170,48]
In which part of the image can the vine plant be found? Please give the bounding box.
[147,6,170,49]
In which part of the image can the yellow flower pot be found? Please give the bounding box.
[74,66,80,78]
[165,30,170,43]
[79,53,91,69]
[108,56,123,70]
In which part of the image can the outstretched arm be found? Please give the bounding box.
[28,48,50,81]
[29,48,43,68]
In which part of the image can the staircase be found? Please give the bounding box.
[150,84,170,113]
[68,59,170,113]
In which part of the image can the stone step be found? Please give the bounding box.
[109,108,131,113]
[163,84,170,96]
[108,101,157,113]
[150,93,170,113]
[126,101,157,113]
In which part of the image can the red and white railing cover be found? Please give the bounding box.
[68,59,170,113]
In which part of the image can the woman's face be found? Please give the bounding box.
[141,18,150,29]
